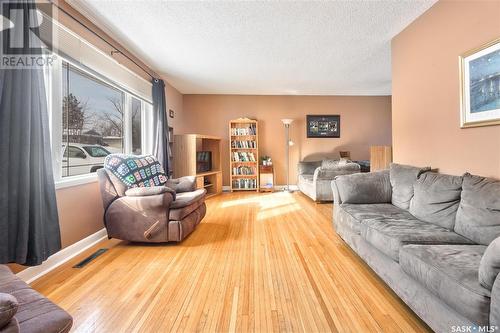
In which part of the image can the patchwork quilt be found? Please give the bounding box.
[104,154,167,188]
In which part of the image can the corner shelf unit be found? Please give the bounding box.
[229,118,259,192]
[173,134,223,199]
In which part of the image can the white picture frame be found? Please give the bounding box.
[459,38,500,128]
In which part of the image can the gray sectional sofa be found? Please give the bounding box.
[297,159,360,202]
[331,163,500,333]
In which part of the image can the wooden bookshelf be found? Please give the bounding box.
[229,118,259,192]
[173,134,223,199]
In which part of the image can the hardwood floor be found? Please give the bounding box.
[32,192,430,333]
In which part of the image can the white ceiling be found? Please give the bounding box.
[69,0,436,96]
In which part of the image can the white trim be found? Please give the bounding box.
[55,173,98,190]
[16,229,108,284]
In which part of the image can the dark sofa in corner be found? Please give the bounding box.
[331,163,500,333]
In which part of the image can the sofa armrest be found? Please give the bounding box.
[297,161,321,175]
[332,170,392,204]
[125,186,176,200]
[491,274,500,327]
[0,293,18,331]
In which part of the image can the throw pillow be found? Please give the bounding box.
[104,154,167,188]
[390,163,431,210]
[479,236,500,290]
[0,293,18,329]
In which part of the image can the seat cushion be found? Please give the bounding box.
[360,217,474,262]
[339,203,415,234]
[390,163,430,210]
[455,173,500,245]
[171,189,206,209]
[400,244,490,326]
[409,172,463,229]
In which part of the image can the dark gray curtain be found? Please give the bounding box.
[0,0,61,266]
[152,78,170,175]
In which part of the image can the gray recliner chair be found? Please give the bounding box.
[97,169,206,243]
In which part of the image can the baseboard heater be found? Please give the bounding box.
[73,248,108,268]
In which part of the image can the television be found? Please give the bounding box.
[196,151,212,173]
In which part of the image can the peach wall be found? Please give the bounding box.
[392,0,500,178]
[181,95,392,185]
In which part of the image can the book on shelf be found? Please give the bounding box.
[230,124,257,136]
[232,166,256,175]
[231,140,256,149]
[232,178,257,189]
[232,152,256,162]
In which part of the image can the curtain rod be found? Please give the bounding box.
[50,1,157,81]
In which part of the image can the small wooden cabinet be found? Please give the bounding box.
[173,134,223,199]
[370,146,392,171]
[259,165,275,192]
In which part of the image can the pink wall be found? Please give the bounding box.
[182,95,392,185]
[392,0,500,178]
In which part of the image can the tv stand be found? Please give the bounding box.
[173,134,222,199]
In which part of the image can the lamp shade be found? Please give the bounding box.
[281,118,294,125]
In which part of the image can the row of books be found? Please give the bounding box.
[232,179,257,189]
[231,140,257,149]
[230,125,257,136]
[232,152,256,162]
[232,166,256,175]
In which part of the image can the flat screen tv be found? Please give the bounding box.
[196,151,212,173]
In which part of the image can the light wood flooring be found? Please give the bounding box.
[33,192,431,333]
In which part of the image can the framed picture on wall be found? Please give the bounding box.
[306,115,340,138]
[460,38,500,128]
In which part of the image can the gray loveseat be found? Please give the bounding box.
[297,159,360,202]
[331,163,500,333]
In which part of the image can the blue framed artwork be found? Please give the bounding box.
[460,38,500,128]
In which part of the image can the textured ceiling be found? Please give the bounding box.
[69,0,436,95]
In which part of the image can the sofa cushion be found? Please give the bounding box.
[171,189,206,209]
[479,237,500,290]
[335,170,391,204]
[409,172,463,229]
[0,292,18,329]
[166,177,196,193]
[455,173,500,245]
[360,217,474,262]
[338,203,414,234]
[400,244,490,326]
[390,163,430,210]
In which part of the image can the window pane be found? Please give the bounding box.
[131,97,142,155]
[61,62,124,177]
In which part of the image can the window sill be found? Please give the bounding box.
[55,173,98,190]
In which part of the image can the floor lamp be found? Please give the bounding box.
[281,118,294,192]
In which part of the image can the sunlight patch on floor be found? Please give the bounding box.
[220,191,297,209]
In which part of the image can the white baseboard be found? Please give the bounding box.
[222,185,299,192]
[16,228,108,284]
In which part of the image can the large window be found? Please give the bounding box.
[49,58,153,185]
